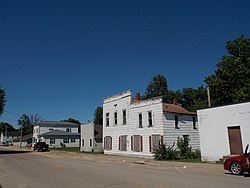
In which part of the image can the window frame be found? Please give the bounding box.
[114,112,118,125]
[89,139,92,147]
[63,138,69,143]
[122,109,127,125]
[50,138,55,144]
[106,113,110,127]
[138,113,143,128]
[148,111,153,127]
[175,115,179,129]
[193,116,197,129]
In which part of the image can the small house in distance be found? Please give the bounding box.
[33,121,80,148]
[103,90,199,158]
[80,122,103,152]
[198,102,250,162]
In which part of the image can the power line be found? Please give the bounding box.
[4,111,22,117]
[6,96,105,100]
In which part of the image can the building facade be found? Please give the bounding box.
[198,102,250,162]
[103,90,199,158]
[33,121,80,148]
[80,122,103,152]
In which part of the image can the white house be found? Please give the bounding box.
[80,122,103,152]
[198,102,250,162]
[33,121,80,148]
[103,90,199,158]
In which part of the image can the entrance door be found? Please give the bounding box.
[228,126,243,155]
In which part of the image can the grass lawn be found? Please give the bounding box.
[49,147,80,152]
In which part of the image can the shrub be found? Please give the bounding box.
[177,136,193,159]
[153,142,179,160]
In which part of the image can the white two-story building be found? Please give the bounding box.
[103,90,199,158]
[33,121,80,147]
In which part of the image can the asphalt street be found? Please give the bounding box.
[0,147,250,188]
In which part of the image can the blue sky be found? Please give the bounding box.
[1,0,250,128]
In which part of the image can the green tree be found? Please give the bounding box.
[93,106,103,125]
[178,86,208,112]
[0,86,6,116]
[204,35,250,106]
[0,122,17,133]
[144,74,168,102]
[18,114,43,135]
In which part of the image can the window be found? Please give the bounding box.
[138,113,142,128]
[122,110,126,125]
[119,135,127,151]
[49,128,54,131]
[63,138,69,143]
[106,113,110,127]
[114,112,117,125]
[175,115,179,129]
[50,139,55,144]
[66,128,71,133]
[82,139,84,146]
[90,139,92,147]
[152,135,161,150]
[133,135,143,152]
[71,138,75,143]
[104,136,112,150]
[148,111,152,127]
[193,117,197,129]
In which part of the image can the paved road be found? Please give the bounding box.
[0,147,250,188]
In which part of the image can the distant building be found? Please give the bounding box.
[103,90,199,158]
[33,121,80,148]
[13,134,33,147]
[0,131,19,143]
[80,122,103,152]
[198,102,250,162]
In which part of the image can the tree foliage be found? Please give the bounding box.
[144,74,168,102]
[177,86,208,112]
[63,118,81,125]
[144,75,207,111]
[0,122,17,133]
[18,114,43,135]
[204,35,250,106]
[93,106,103,125]
[0,86,6,116]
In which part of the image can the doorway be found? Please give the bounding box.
[227,126,243,155]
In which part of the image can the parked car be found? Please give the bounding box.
[0,141,13,146]
[33,142,49,152]
[0,142,8,146]
[224,144,250,175]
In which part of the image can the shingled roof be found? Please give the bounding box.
[163,103,196,115]
[39,130,80,136]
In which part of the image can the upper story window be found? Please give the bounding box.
[66,128,71,133]
[148,111,153,127]
[138,113,143,128]
[175,115,179,129]
[193,116,197,129]
[114,112,118,125]
[122,109,126,125]
[106,113,110,127]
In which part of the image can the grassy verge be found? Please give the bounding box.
[49,147,80,152]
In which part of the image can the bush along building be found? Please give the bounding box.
[103,90,199,158]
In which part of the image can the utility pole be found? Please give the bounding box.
[207,86,211,107]
[20,127,22,148]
